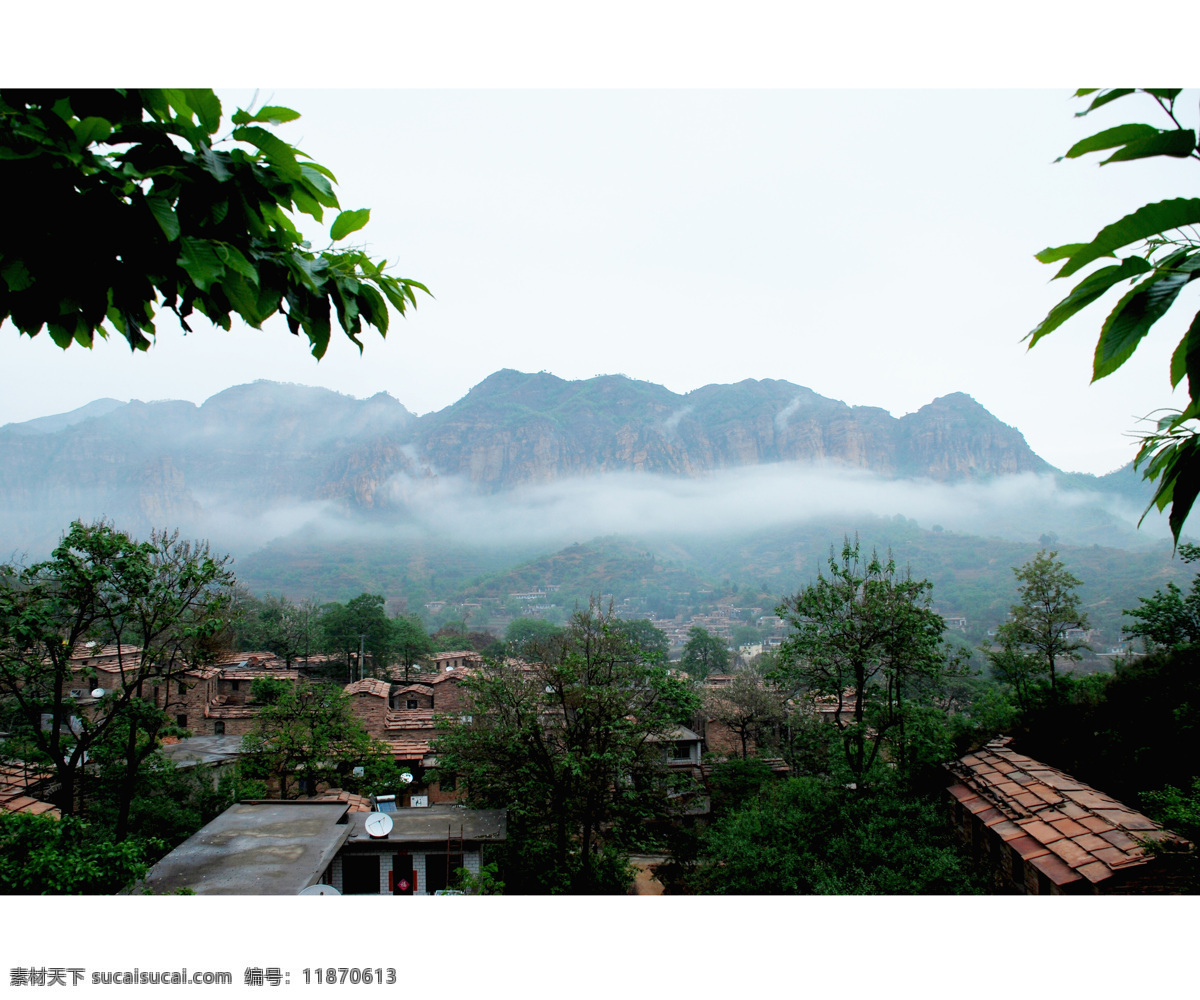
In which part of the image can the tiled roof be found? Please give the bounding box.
[946,738,1190,888]
[432,650,477,660]
[344,678,391,698]
[384,709,437,731]
[392,683,434,697]
[310,788,373,813]
[0,761,61,819]
[204,703,261,719]
[383,737,433,759]
[220,669,300,682]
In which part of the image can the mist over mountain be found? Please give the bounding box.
[0,370,1160,563]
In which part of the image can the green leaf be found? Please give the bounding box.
[1035,243,1088,264]
[198,145,231,182]
[177,237,226,292]
[1054,199,1200,278]
[1170,309,1200,393]
[1167,439,1200,541]
[182,90,222,134]
[1026,255,1151,347]
[146,196,181,241]
[1075,88,1135,117]
[213,244,258,285]
[72,116,113,147]
[232,105,300,126]
[1061,123,1158,160]
[330,208,370,241]
[299,165,339,208]
[290,186,324,221]
[1092,257,1200,380]
[1102,129,1196,164]
[232,125,303,180]
[1,259,33,292]
[1073,89,1100,97]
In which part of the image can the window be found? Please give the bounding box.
[424,853,463,895]
[342,855,381,895]
[177,681,187,696]
[406,699,418,710]
[672,742,693,761]
[214,721,225,736]
[231,680,240,691]
[176,714,187,728]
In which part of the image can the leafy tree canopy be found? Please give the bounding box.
[0,89,426,358]
[775,538,951,781]
[433,602,699,893]
[1028,89,1200,541]
[1123,542,1200,649]
[691,777,986,895]
[995,549,1088,703]
[680,626,730,680]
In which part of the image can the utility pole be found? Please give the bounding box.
[359,632,366,682]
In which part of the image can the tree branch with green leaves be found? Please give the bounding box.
[1029,89,1200,542]
[0,89,428,359]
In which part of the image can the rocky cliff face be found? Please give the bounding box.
[411,371,1050,489]
[0,371,1062,554]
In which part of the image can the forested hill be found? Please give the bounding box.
[0,370,1149,558]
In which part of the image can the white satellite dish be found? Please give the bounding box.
[91,688,106,699]
[399,772,413,784]
[364,812,394,838]
[300,884,341,895]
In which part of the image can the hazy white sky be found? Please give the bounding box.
[3,86,1195,476]
[5,5,1200,484]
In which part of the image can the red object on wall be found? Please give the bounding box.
[387,871,393,891]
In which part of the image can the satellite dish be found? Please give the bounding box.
[91,688,105,699]
[300,884,342,895]
[364,812,394,838]
[399,772,413,784]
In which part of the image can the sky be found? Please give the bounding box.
[3,85,1198,475]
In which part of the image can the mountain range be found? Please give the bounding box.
[0,369,1152,561]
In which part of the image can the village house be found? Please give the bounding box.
[67,645,301,738]
[136,798,507,895]
[946,737,1192,894]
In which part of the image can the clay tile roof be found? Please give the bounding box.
[310,788,373,813]
[393,684,435,697]
[0,789,61,819]
[384,737,433,759]
[947,738,1191,886]
[221,669,300,682]
[204,704,260,719]
[385,709,437,731]
[344,678,391,699]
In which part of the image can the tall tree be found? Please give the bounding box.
[0,521,234,821]
[239,680,381,799]
[1123,542,1200,649]
[774,538,947,782]
[703,667,785,760]
[320,593,394,678]
[996,549,1089,704]
[681,626,730,680]
[432,601,698,893]
[391,615,431,682]
[1027,89,1200,541]
[0,89,426,358]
